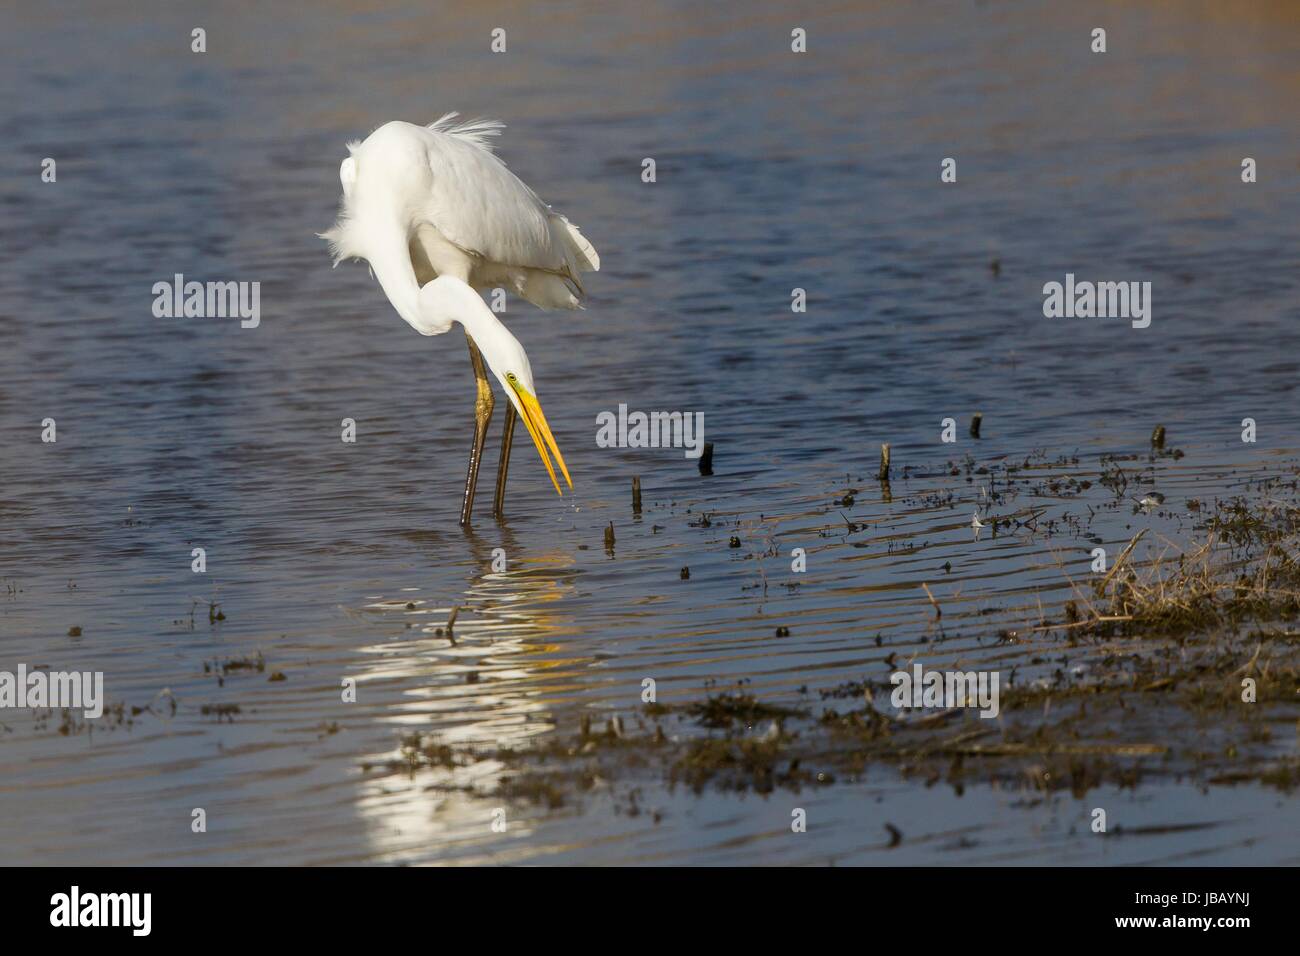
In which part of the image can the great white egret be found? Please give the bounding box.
[321,115,600,525]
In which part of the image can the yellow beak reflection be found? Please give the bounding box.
[509,382,572,496]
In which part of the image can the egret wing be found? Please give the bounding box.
[418,115,599,290]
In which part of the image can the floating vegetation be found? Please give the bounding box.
[685,693,806,729]
[200,703,240,723]
[203,652,266,686]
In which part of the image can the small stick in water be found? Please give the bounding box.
[604,521,615,552]
[970,413,982,439]
[632,476,642,514]
[698,442,714,476]
[446,605,460,645]
[921,582,942,619]
[1151,425,1166,449]
[878,443,891,482]
[1096,528,1147,596]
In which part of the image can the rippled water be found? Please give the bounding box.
[1,1,1298,864]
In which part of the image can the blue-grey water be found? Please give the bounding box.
[1,1,1298,864]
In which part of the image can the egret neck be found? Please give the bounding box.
[417,276,572,496]
[362,221,425,331]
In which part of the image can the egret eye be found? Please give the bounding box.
[506,372,517,383]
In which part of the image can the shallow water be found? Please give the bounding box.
[1,1,1298,865]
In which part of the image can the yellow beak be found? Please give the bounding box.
[509,382,572,496]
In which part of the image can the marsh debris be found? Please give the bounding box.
[385,482,1300,813]
[686,693,806,729]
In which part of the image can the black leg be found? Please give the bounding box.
[492,404,517,519]
[459,333,494,527]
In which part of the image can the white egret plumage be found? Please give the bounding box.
[321,115,600,525]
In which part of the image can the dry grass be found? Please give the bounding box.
[1074,536,1300,641]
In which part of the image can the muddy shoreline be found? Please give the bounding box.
[360,452,1300,817]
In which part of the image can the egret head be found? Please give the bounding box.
[419,277,572,496]
[480,333,574,498]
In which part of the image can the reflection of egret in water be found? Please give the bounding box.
[346,527,587,863]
